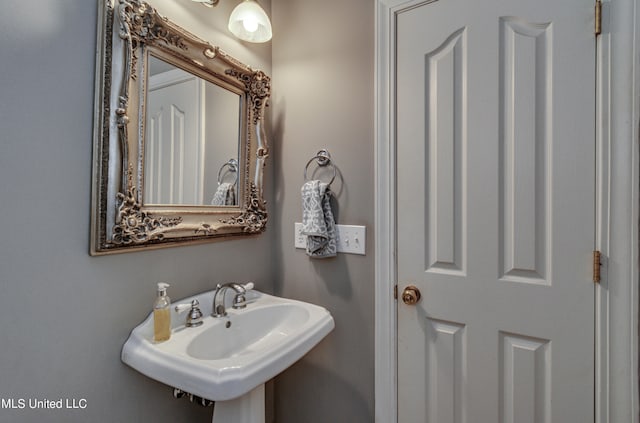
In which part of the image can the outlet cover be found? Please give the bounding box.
[295,223,366,255]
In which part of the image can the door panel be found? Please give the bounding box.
[396,0,595,421]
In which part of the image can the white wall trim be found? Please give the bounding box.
[374,1,399,421]
[374,1,640,422]
[598,0,640,421]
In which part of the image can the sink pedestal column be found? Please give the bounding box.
[212,384,265,423]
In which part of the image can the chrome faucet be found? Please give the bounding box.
[212,283,250,317]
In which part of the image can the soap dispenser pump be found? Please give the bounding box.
[153,282,171,342]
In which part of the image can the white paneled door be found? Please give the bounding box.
[145,69,204,205]
[396,0,595,422]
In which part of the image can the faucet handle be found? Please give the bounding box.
[175,300,204,327]
[175,303,192,313]
[232,283,254,310]
[231,282,256,310]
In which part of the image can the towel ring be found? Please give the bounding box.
[217,158,238,185]
[304,149,337,185]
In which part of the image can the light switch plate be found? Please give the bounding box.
[295,223,366,255]
[294,222,306,249]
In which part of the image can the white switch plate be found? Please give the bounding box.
[295,223,366,255]
[294,222,306,249]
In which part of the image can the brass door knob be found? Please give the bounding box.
[401,285,421,305]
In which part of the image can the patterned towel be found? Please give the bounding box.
[211,182,236,206]
[301,180,337,258]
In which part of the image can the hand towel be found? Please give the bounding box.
[211,182,236,206]
[301,180,337,258]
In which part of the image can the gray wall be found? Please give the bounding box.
[271,0,376,422]
[0,1,273,422]
[0,0,375,421]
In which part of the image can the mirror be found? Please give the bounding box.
[144,55,240,207]
[91,0,270,255]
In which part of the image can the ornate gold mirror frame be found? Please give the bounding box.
[91,0,270,255]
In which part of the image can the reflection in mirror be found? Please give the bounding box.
[144,55,240,206]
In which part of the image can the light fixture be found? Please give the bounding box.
[228,0,272,43]
[191,0,272,43]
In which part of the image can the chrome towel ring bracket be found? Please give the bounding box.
[217,158,239,185]
[304,149,337,186]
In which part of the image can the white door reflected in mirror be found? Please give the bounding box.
[144,55,241,207]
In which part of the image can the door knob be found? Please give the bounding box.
[401,285,421,305]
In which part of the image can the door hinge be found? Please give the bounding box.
[593,250,602,283]
[394,284,398,300]
[595,0,602,36]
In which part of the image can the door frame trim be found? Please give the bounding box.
[374,0,640,421]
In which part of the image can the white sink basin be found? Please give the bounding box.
[121,290,334,402]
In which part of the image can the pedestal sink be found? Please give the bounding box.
[121,289,334,423]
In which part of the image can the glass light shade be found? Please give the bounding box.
[228,0,272,43]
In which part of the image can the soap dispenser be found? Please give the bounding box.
[153,282,171,342]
